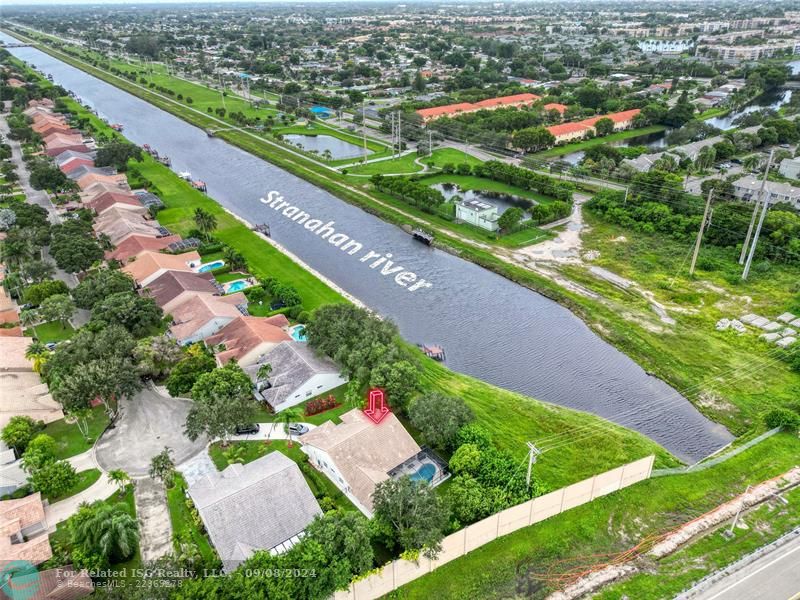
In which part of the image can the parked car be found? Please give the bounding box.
[234,423,260,435]
[287,423,309,436]
[44,342,57,351]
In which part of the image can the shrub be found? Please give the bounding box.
[305,394,339,416]
[763,408,800,431]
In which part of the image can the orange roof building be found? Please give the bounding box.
[206,315,292,366]
[0,493,53,566]
[106,234,183,264]
[545,108,642,145]
[416,93,542,122]
[121,250,201,286]
[543,102,568,115]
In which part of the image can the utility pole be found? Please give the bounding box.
[724,485,752,539]
[742,175,773,281]
[390,112,396,158]
[740,149,774,264]
[428,129,433,157]
[397,110,402,155]
[218,74,227,111]
[362,99,368,163]
[525,442,542,489]
[689,188,714,276]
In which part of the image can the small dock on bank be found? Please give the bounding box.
[419,344,446,361]
[253,223,271,237]
[412,228,434,245]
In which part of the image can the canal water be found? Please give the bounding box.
[558,87,793,165]
[5,35,733,462]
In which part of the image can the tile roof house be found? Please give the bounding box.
[65,165,118,182]
[0,493,52,565]
[106,233,183,264]
[86,191,146,216]
[245,341,348,412]
[45,142,91,157]
[54,150,95,167]
[543,102,568,115]
[93,214,163,246]
[0,337,63,429]
[58,156,96,175]
[76,172,129,191]
[144,270,218,312]
[121,250,201,287]
[416,102,475,122]
[205,315,292,367]
[187,452,322,571]
[301,409,422,515]
[168,294,247,345]
[80,181,135,200]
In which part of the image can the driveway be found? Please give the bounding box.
[95,386,207,477]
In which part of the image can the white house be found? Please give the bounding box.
[732,175,800,209]
[778,157,800,181]
[455,198,500,232]
[246,342,348,412]
[301,409,422,516]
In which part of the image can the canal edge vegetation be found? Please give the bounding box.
[10,28,798,440]
[23,55,679,485]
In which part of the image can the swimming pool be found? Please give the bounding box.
[409,463,437,483]
[291,325,307,342]
[224,279,251,293]
[197,260,224,273]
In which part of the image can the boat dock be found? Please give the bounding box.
[419,344,446,361]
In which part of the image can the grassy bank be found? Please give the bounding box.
[167,473,218,566]
[43,407,109,459]
[392,432,800,599]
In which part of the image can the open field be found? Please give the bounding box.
[344,147,483,176]
[24,321,74,343]
[555,210,800,434]
[393,432,800,599]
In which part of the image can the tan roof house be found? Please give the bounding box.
[144,270,219,312]
[76,172,129,191]
[94,213,163,246]
[106,233,183,264]
[301,409,422,515]
[122,250,201,287]
[205,315,292,367]
[0,493,52,565]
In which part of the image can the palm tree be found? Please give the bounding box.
[281,407,303,448]
[149,447,176,488]
[72,502,139,562]
[107,469,131,497]
[25,340,49,374]
[193,207,217,240]
[257,362,272,382]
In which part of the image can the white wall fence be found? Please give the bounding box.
[334,455,655,600]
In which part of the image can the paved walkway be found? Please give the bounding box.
[177,449,216,487]
[133,477,173,562]
[44,474,116,532]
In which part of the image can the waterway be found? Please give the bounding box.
[558,88,792,165]
[4,34,733,462]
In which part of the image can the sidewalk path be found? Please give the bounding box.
[44,475,116,531]
[133,477,173,562]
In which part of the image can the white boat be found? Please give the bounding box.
[178,171,192,181]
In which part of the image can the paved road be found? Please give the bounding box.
[95,386,207,477]
[692,533,800,600]
[0,112,78,290]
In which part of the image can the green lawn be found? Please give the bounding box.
[420,173,559,204]
[530,125,666,159]
[128,154,346,311]
[419,356,679,489]
[345,147,483,177]
[24,321,74,343]
[45,468,101,503]
[166,473,218,566]
[245,383,350,425]
[42,406,110,459]
[598,483,800,599]
[394,432,800,599]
